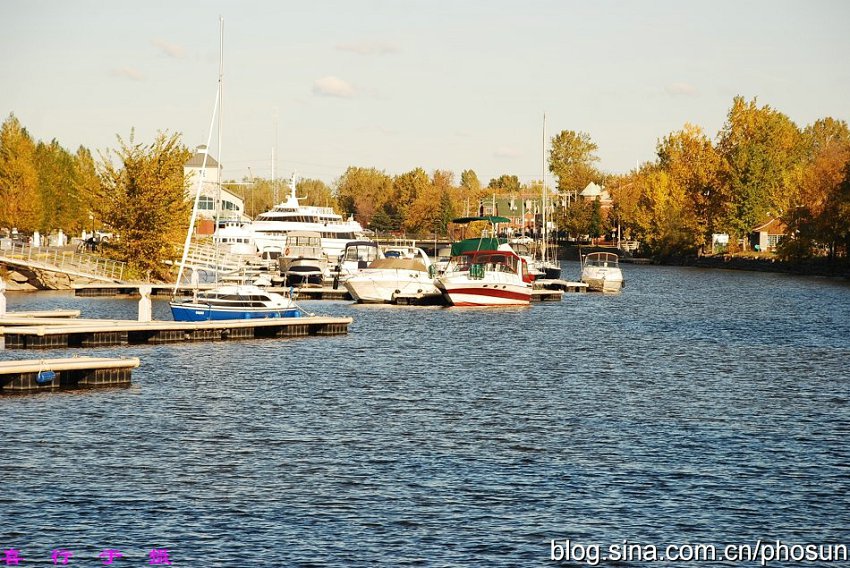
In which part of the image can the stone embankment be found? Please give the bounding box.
[0,263,98,291]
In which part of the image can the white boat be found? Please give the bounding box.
[332,240,384,281]
[248,175,365,260]
[170,20,306,323]
[435,217,533,307]
[580,252,624,292]
[344,247,440,304]
[277,231,328,287]
[170,285,304,321]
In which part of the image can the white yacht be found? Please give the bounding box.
[216,175,364,261]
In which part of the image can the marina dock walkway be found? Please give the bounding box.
[0,315,352,349]
[0,356,140,393]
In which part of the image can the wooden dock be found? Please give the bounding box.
[534,279,588,293]
[0,315,352,349]
[0,356,140,393]
[73,282,354,301]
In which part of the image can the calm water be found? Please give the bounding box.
[2,262,849,566]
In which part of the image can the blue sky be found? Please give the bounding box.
[2,0,848,187]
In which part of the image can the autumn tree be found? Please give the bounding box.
[548,130,600,196]
[297,177,336,209]
[335,166,393,229]
[73,146,103,233]
[656,123,723,252]
[633,166,700,256]
[404,169,457,236]
[392,167,430,227]
[35,139,83,233]
[0,113,41,232]
[97,130,191,280]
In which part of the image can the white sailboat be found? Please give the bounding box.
[534,112,562,280]
[170,18,304,321]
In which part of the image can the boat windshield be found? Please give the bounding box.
[448,251,518,274]
[343,245,380,263]
[585,253,619,267]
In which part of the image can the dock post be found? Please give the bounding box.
[0,278,6,317]
[138,285,152,322]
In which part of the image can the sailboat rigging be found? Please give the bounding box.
[169,18,306,321]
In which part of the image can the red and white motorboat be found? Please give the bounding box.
[435,218,534,307]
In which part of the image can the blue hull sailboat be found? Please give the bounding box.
[169,285,303,321]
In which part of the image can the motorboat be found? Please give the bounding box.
[332,240,384,282]
[435,216,533,307]
[344,247,440,303]
[170,285,304,321]
[580,252,624,292]
[278,231,328,287]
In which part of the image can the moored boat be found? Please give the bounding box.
[170,285,304,321]
[344,248,440,304]
[435,217,533,307]
[278,231,328,287]
[580,252,624,292]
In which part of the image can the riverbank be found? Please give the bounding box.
[556,243,850,279]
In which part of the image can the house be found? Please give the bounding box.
[184,145,246,233]
[750,218,786,252]
[478,190,558,237]
[578,182,613,207]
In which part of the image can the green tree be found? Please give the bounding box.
[35,139,81,233]
[548,130,600,196]
[97,130,191,280]
[487,174,520,193]
[393,167,430,226]
[0,113,41,232]
[73,146,104,233]
[716,96,803,243]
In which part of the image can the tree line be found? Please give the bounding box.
[1,96,848,280]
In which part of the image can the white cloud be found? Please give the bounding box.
[665,82,699,96]
[152,38,185,58]
[494,146,522,159]
[111,67,145,81]
[336,41,400,55]
[313,76,355,98]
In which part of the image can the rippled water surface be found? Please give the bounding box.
[2,263,849,566]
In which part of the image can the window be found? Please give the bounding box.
[199,196,215,210]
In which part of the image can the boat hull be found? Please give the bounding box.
[435,277,532,306]
[170,303,302,321]
[581,268,624,293]
[345,272,440,304]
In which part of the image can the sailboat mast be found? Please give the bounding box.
[541,112,547,263]
[173,17,223,294]
[214,16,224,283]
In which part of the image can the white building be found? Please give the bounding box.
[184,145,246,230]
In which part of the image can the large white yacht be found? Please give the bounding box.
[217,175,365,261]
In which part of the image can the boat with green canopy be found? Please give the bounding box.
[435,216,533,306]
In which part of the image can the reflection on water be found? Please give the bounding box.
[2,263,849,565]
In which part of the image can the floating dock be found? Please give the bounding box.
[534,279,588,293]
[0,356,140,393]
[0,316,352,349]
